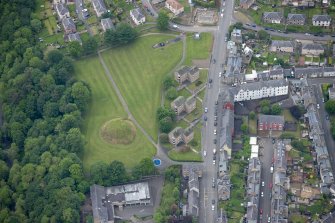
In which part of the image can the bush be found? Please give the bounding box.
[280,132,296,139]
[249,111,256,120]
[159,133,169,144]
[195,80,202,87]
[289,105,304,120]
[325,100,335,115]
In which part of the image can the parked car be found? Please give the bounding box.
[213,139,217,144]
[203,150,207,157]
[205,107,208,113]
[262,181,265,187]
[261,192,264,197]
[260,209,263,214]
[214,122,217,126]
[214,129,217,135]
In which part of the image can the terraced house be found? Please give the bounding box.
[55,3,69,20]
[301,43,324,56]
[312,15,332,27]
[62,17,76,34]
[270,40,294,53]
[286,13,306,25]
[263,12,284,24]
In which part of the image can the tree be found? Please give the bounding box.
[271,104,282,115]
[258,30,270,40]
[159,133,169,144]
[166,87,177,100]
[82,37,98,55]
[163,76,176,90]
[260,99,270,107]
[132,158,156,178]
[261,106,270,114]
[241,123,248,134]
[71,81,90,112]
[249,111,256,120]
[108,161,128,185]
[0,161,9,180]
[105,23,138,47]
[289,105,304,120]
[47,50,64,64]
[30,19,42,33]
[68,41,83,58]
[159,117,173,133]
[65,128,84,154]
[90,162,109,185]
[325,99,335,114]
[156,107,175,121]
[157,12,169,30]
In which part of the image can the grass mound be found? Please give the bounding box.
[100,118,136,145]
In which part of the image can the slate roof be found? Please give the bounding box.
[172,96,185,107]
[231,79,288,93]
[101,18,114,31]
[313,14,331,22]
[294,67,323,77]
[271,40,294,48]
[176,66,190,76]
[184,126,193,137]
[166,0,184,10]
[302,43,324,51]
[171,126,183,137]
[130,8,145,22]
[258,114,284,125]
[56,3,69,17]
[287,13,306,22]
[62,17,76,31]
[189,66,199,76]
[92,0,107,15]
[67,33,81,43]
[185,96,196,106]
[263,12,283,20]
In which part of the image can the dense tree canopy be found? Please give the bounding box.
[157,11,169,30]
[104,23,138,47]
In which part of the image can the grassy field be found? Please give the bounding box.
[101,35,183,140]
[168,149,202,162]
[184,33,213,65]
[74,57,155,169]
[249,119,257,135]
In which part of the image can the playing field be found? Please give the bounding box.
[74,57,156,169]
[101,34,183,140]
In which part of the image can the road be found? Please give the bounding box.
[141,0,158,18]
[311,82,335,174]
[258,138,274,223]
[75,0,93,36]
[199,0,235,222]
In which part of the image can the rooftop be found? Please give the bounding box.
[302,43,324,51]
[313,14,331,22]
[287,13,306,21]
[130,8,145,21]
[259,114,285,125]
[263,12,283,20]
[271,40,294,48]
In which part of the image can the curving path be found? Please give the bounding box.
[98,34,202,169]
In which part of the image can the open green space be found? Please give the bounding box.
[168,149,202,162]
[100,118,136,145]
[101,35,183,140]
[283,109,295,122]
[289,214,308,223]
[185,100,202,123]
[248,119,257,135]
[184,33,213,65]
[74,56,155,169]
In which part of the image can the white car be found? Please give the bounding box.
[262,181,265,187]
[212,204,215,211]
[213,160,216,165]
[172,24,178,29]
[214,129,217,135]
[261,192,264,197]
[220,13,223,17]
[203,151,207,157]
[268,216,271,222]
[205,107,208,113]
[219,72,222,77]
[317,104,320,109]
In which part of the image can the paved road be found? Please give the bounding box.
[311,82,335,174]
[259,138,275,223]
[199,0,235,222]
[141,0,158,18]
[241,24,335,42]
[75,0,93,36]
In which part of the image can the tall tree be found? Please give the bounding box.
[157,12,169,30]
[82,37,98,55]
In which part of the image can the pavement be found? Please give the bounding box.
[258,138,275,223]
[198,0,235,222]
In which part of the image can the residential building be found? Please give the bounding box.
[231,28,242,43]
[219,90,234,158]
[218,150,231,200]
[231,79,289,102]
[130,8,145,25]
[240,0,255,9]
[312,15,331,27]
[333,44,335,57]
[246,157,261,223]
[301,43,324,56]
[152,0,166,4]
[182,166,201,217]
[171,96,186,115]
[263,12,284,24]
[168,126,194,145]
[287,13,306,25]
[323,67,335,77]
[171,95,196,115]
[92,0,107,17]
[62,17,76,34]
[165,0,184,15]
[258,114,285,131]
[174,66,200,84]
[270,40,294,53]
[294,67,323,78]
[329,87,335,100]
[90,182,151,223]
[65,33,82,44]
[101,18,114,32]
[55,3,70,20]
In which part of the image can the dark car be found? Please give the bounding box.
[272,138,275,144]
[252,24,256,27]
[213,139,217,144]
[215,100,218,105]
[214,122,217,126]
[204,116,207,121]
[209,79,213,83]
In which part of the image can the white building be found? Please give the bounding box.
[130,8,145,25]
[232,79,289,102]
[312,15,331,27]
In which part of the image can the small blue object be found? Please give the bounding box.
[153,159,161,166]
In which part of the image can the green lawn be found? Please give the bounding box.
[249,119,257,135]
[188,69,208,92]
[74,57,155,170]
[191,123,202,152]
[101,35,183,140]
[283,109,296,122]
[184,33,213,65]
[168,149,202,162]
[185,100,202,123]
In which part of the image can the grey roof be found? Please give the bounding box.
[263,12,283,20]
[219,108,234,149]
[92,0,107,15]
[185,96,196,106]
[258,114,284,125]
[231,28,241,37]
[67,33,81,43]
[302,43,324,51]
[170,126,183,137]
[101,18,115,31]
[152,0,166,4]
[271,40,294,48]
[184,126,193,137]
[233,79,288,93]
[313,14,331,22]
[62,17,76,31]
[130,8,145,22]
[189,66,199,76]
[226,56,242,76]
[56,3,69,17]
[287,13,306,21]
[329,87,335,93]
[176,66,190,76]
[91,185,109,223]
[324,67,335,73]
[294,67,323,77]
[172,96,185,107]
